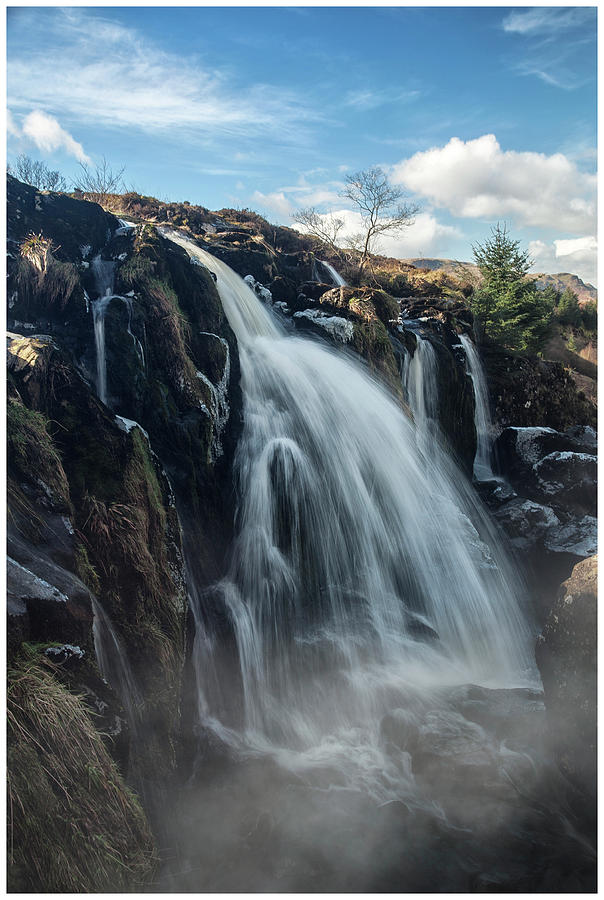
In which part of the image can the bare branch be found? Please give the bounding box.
[73,156,125,208]
[292,207,346,259]
[10,154,67,192]
[340,167,419,277]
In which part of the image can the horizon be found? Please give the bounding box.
[6,5,597,286]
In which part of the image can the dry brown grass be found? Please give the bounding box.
[7,649,157,892]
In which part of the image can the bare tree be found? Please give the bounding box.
[341,167,418,278]
[74,156,125,207]
[9,154,67,192]
[292,207,346,259]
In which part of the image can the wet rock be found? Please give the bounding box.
[494,427,597,516]
[292,309,354,343]
[447,684,545,742]
[536,555,597,807]
[297,281,332,302]
[532,451,596,516]
[7,551,94,651]
[411,709,495,784]
[493,499,561,554]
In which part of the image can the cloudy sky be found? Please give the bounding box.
[7,6,597,285]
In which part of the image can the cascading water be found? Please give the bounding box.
[90,255,144,405]
[460,334,498,481]
[164,227,535,761]
[92,295,112,406]
[319,259,347,287]
[91,597,142,733]
[402,334,442,458]
[157,228,594,892]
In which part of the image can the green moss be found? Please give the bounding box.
[119,253,155,286]
[7,397,71,509]
[7,654,157,892]
[74,545,101,595]
[129,428,165,517]
[351,320,402,399]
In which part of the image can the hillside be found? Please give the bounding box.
[533,272,597,306]
[401,258,597,305]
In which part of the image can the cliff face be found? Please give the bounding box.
[6,178,244,890]
[6,176,597,889]
[536,555,597,830]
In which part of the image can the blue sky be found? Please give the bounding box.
[7,6,598,284]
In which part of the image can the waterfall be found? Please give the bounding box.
[92,296,112,405]
[91,597,142,733]
[91,254,116,298]
[90,255,144,404]
[162,227,536,801]
[319,259,347,287]
[402,335,442,457]
[460,334,497,481]
[122,296,146,369]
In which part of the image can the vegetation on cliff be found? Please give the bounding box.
[8,648,156,892]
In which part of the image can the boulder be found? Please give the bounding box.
[493,426,597,519]
[536,556,597,812]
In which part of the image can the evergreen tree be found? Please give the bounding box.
[556,287,582,327]
[471,224,554,352]
[581,300,597,331]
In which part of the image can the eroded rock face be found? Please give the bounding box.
[8,334,188,778]
[536,555,597,818]
[481,342,596,431]
[487,426,597,615]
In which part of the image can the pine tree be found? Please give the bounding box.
[556,287,582,327]
[471,224,554,352]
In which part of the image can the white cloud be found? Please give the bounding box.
[20,110,90,162]
[251,190,295,218]
[253,175,345,216]
[392,134,596,234]
[502,8,595,35]
[8,9,320,143]
[293,207,460,260]
[529,235,597,287]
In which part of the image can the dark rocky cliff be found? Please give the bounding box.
[6,179,243,890]
[6,175,597,889]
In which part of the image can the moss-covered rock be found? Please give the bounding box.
[8,334,188,782]
[482,342,596,430]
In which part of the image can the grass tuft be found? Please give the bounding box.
[7,651,157,892]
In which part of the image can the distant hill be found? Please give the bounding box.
[531,272,597,306]
[401,258,597,305]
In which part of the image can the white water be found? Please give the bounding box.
[402,335,442,458]
[90,255,144,405]
[91,596,142,732]
[92,295,112,405]
[162,227,537,805]
[460,334,498,481]
[320,258,347,287]
[196,332,230,460]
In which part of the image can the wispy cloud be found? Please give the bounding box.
[344,87,421,111]
[8,8,322,145]
[502,7,595,36]
[501,7,596,90]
